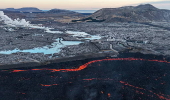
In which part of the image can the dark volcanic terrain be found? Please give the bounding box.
[0,4,170,100]
[0,53,170,100]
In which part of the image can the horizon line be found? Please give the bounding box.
[0,3,170,11]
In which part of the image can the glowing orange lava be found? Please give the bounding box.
[108,93,111,97]
[40,84,58,87]
[11,70,27,72]
[9,57,170,73]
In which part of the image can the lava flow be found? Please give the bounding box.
[1,56,170,100]
[8,57,170,73]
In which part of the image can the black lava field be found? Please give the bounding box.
[0,53,170,100]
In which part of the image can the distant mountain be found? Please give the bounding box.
[4,7,42,12]
[5,8,17,11]
[46,9,83,17]
[77,4,170,22]
[47,9,78,14]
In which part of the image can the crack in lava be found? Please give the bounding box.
[120,81,170,100]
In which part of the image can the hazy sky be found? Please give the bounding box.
[0,0,170,10]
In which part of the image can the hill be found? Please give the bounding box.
[46,9,83,16]
[76,4,170,22]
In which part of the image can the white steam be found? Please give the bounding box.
[0,11,31,27]
[0,11,49,30]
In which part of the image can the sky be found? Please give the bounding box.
[0,0,170,10]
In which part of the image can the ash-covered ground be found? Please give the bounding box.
[0,21,170,65]
[0,53,170,100]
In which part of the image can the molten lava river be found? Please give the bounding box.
[0,53,170,100]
